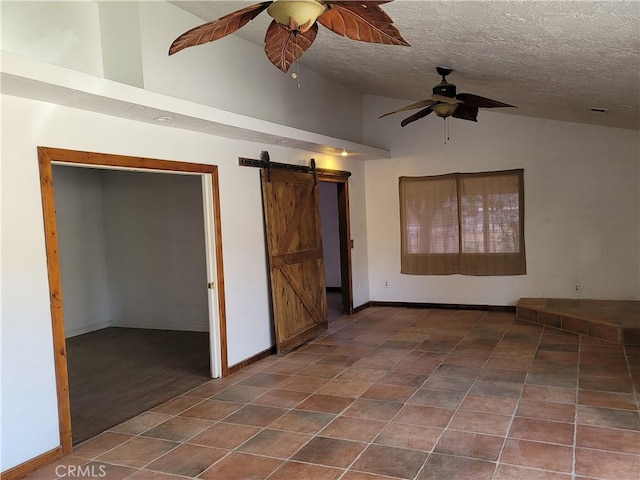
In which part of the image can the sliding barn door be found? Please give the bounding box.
[262,168,328,353]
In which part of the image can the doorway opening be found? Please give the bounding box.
[37,147,228,454]
[318,175,353,316]
[318,179,353,319]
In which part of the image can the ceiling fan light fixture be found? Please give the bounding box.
[267,0,326,30]
[432,103,458,118]
[170,1,408,73]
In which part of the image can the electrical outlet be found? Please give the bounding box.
[575,284,581,292]
[384,281,389,288]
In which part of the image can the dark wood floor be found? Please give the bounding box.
[67,294,343,445]
[67,327,210,444]
[327,290,343,321]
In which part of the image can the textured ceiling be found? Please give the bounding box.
[170,0,640,130]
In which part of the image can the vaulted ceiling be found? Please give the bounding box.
[171,1,639,130]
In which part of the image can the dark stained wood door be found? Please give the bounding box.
[261,168,327,353]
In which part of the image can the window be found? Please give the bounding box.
[399,169,526,276]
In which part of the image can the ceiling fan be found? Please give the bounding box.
[169,0,409,73]
[380,67,516,127]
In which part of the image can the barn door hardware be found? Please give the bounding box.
[238,155,351,179]
[310,158,317,185]
[261,150,271,182]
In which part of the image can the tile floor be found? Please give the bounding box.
[25,306,640,480]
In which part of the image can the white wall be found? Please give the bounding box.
[0,94,370,471]
[0,1,371,472]
[102,170,209,332]
[1,0,365,142]
[363,94,640,305]
[137,1,364,143]
[0,0,104,77]
[319,182,341,288]
[53,166,111,337]
[98,1,144,87]
[52,167,209,336]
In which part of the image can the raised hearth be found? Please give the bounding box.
[517,298,640,345]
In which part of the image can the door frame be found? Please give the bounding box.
[37,147,228,455]
[317,175,353,315]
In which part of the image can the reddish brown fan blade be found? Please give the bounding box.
[452,105,479,122]
[401,106,434,127]
[318,1,410,45]
[379,98,435,118]
[169,1,272,55]
[456,93,515,109]
[265,20,318,72]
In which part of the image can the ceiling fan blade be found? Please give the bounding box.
[401,107,434,127]
[431,94,463,105]
[169,1,272,55]
[265,20,318,72]
[456,93,516,109]
[452,105,479,122]
[318,1,410,46]
[379,99,435,118]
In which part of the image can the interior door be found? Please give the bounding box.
[262,168,328,353]
[201,173,222,378]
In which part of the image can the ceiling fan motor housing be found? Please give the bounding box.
[267,0,326,29]
[433,81,457,98]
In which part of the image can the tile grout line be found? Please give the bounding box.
[333,307,427,480]
[413,310,494,480]
[260,308,406,480]
[572,333,584,480]
[343,308,426,480]
[42,306,639,480]
[491,315,543,480]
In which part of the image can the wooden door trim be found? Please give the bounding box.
[37,149,73,455]
[37,147,229,456]
[318,174,354,315]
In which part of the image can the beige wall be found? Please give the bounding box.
[3,0,639,474]
[363,94,640,305]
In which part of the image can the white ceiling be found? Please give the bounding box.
[171,0,640,130]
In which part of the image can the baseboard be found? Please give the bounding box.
[225,302,514,376]
[352,302,371,313]
[1,447,62,480]
[227,346,277,375]
[326,287,342,292]
[65,322,110,338]
[369,301,516,312]
[108,323,209,332]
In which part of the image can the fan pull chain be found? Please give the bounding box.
[443,117,451,144]
[292,59,301,88]
[291,33,301,88]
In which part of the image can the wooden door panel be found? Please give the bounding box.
[262,168,327,353]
